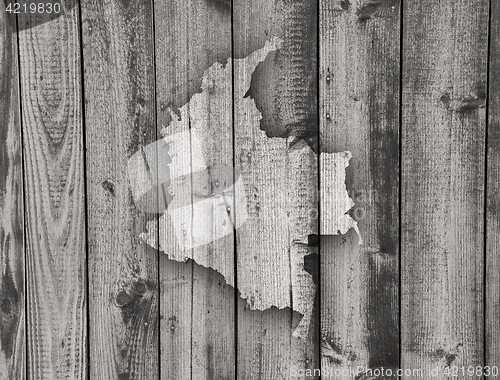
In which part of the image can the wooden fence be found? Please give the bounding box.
[0,0,498,379]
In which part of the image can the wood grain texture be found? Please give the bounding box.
[319,0,401,376]
[17,2,87,378]
[80,0,159,379]
[486,0,500,370]
[233,0,319,378]
[0,6,25,380]
[153,0,234,378]
[401,0,489,377]
[5,1,499,378]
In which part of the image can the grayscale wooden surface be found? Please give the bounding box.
[0,0,497,379]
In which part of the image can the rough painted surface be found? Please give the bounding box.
[233,0,320,377]
[141,39,357,341]
[142,38,283,255]
[142,39,280,304]
[0,6,25,380]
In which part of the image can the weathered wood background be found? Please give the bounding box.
[0,0,497,379]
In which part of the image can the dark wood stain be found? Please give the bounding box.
[456,96,487,113]
[102,180,115,196]
[206,343,215,380]
[440,92,451,106]
[118,278,159,377]
[368,126,398,255]
[117,279,156,324]
[0,264,19,358]
[340,0,350,10]
[366,254,399,369]
[357,0,398,22]
[206,0,232,13]
[367,14,400,254]
[357,2,381,21]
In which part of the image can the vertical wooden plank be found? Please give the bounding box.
[153,0,234,378]
[0,6,25,380]
[80,0,159,379]
[402,1,489,378]
[17,2,87,378]
[487,0,500,371]
[319,0,400,376]
[233,0,319,378]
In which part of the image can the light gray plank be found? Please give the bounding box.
[80,0,159,378]
[18,3,86,378]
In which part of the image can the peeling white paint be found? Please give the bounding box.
[320,151,361,242]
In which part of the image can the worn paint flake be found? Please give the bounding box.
[320,151,361,240]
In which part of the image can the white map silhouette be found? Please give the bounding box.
[139,38,360,339]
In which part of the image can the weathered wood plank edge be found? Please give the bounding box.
[76,1,90,377]
[0,6,26,380]
[486,0,498,371]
